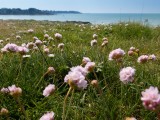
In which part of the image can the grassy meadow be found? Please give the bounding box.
[0,20,160,120]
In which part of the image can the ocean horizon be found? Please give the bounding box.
[0,13,160,26]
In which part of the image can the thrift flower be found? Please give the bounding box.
[70,66,88,76]
[43,84,55,97]
[85,62,96,72]
[4,43,18,52]
[119,67,135,84]
[109,48,125,61]
[93,34,98,39]
[137,55,148,63]
[0,108,9,115]
[148,54,156,61]
[141,86,160,110]
[55,33,62,40]
[8,85,22,97]
[64,71,88,89]
[91,39,97,46]
[40,111,55,120]
[82,57,91,65]
[58,43,64,49]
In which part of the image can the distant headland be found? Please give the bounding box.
[0,8,81,15]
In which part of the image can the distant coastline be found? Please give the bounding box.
[0,8,81,15]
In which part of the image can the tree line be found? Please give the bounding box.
[0,8,81,15]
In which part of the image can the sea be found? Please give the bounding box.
[0,13,160,26]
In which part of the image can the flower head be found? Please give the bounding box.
[109,48,125,61]
[93,34,98,39]
[43,84,55,97]
[90,39,97,46]
[85,62,95,72]
[119,67,135,84]
[4,43,18,52]
[64,71,87,89]
[44,34,49,39]
[55,33,62,40]
[58,43,64,49]
[141,86,160,110]
[137,55,148,63]
[17,46,29,55]
[8,85,22,97]
[40,111,55,120]
[70,66,88,76]
[148,54,156,61]
[82,57,91,65]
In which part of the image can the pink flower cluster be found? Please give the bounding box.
[109,48,125,61]
[90,39,97,46]
[119,67,135,84]
[54,33,62,40]
[64,57,95,89]
[1,85,22,97]
[137,54,156,63]
[1,43,29,55]
[43,84,55,97]
[40,111,54,120]
[141,86,160,110]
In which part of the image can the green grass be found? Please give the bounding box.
[0,20,160,120]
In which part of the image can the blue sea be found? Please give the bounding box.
[0,13,160,26]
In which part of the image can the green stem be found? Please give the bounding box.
[16,97,29,120]
[62,87,73,120]
[37,46,49,66]
[93,70,98,80]
[65,88,74,120]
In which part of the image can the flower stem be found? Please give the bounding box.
[62,87,73,120]
[16,97,29,120]
[37,46,48,66]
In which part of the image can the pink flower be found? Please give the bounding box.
[141,86,160,110]
[64,71,88,89]
[43,84,55,97]
[40,111,54,120]
[70,66,88,76]
[55,33,62,40]
[109,48,125,60]
[58,43,64,49]
[27,42,34,49]
[125,117,137,120]
[128,51,134,56]
[28,29,34,33]
[47,67,55,75]
[137,55,148,63]
[4,43,18,52]
[119,67,135,84]
[17,46,29,55]
[129,47,136,51]
[16,35,21,40]
[1,87,9,94]
[90,39,97,46]
[93,34,98,39]
[101,41,108,47]
[148,54,156,61]
[102,37,108,41]
[8,85,22,97]
[1,48,8,53]
[82,57,91,65]
[85,62,95,72]
[35,39,42,46]
[44,48,50,54]
[44,34,49,39]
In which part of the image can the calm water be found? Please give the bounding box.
[0,13,160,26]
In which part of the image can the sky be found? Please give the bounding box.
[0,0,160,13]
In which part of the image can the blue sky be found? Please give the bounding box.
[0,0,160,13]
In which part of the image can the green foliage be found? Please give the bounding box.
[0,20,160,120]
